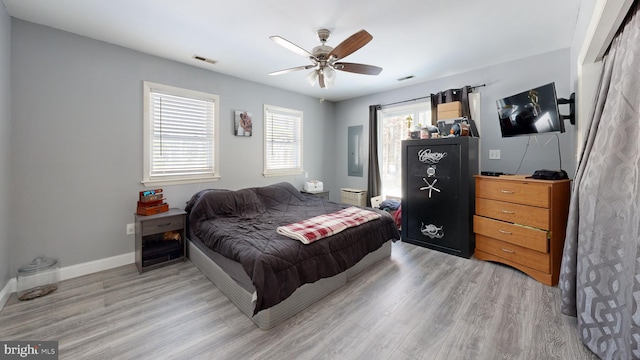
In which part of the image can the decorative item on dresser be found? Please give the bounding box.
[473,175,571,286]
[401,137,479,258]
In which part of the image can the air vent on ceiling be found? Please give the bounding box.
[193,55,218,65]
[397,75,415,81]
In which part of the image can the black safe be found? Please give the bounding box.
[401,137,479,258]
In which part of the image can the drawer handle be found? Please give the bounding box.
[156,222,173,227]
[501,248,515,254]
[500,190,514,194]
[501,210,514,214]
[498,229,512,235]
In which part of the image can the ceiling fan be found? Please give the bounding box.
[268,29,383,89]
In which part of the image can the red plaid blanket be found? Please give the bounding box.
[276,206,382,244]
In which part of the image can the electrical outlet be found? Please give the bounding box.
[126,223,135,235]
[489,149,501,160]
[305,172,308,179]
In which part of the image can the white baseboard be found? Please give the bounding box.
[59,252,134,281]
[0,252,134,311]
[0,277,16,310]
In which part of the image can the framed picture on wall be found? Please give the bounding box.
[234,110,253,136]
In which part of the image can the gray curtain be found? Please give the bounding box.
[559,2,640,359]
[367,105,381,206]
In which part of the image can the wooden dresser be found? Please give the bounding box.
[473,175,571,286]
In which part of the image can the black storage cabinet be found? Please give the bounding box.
[401,137,479,258]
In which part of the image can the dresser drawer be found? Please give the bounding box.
[141,216,184,236]
[476,178,550,207]
[475,235,550,273]
[473,215,548,253]
[475,198,550,230]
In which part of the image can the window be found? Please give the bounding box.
[263,104,303,176]
[143,82,219,186]
[378,102,431,198]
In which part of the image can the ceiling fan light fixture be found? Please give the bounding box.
[321,67,335,88]
[323,66,336,81]
[307,70,319,86]
[324,78,335,89]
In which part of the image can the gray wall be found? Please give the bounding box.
[0,3,11,286]
[334,48,576,194]
[9,20,336,273]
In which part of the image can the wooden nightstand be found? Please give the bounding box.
[135,208,187,274]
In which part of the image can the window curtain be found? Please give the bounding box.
[367,105,382,206]
[559,2,640,359]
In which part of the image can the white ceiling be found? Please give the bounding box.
[2,0,583,102]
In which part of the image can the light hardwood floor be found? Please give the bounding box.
[0,241,598,360]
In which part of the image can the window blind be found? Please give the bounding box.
[149,91,215,177]
[264,105,302,174]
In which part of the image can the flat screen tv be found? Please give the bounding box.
[496,82,565,137]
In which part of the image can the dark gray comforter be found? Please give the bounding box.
[186,182,400,314]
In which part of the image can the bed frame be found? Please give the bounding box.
[188,239,392,330]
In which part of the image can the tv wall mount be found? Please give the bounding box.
[558,92,575,125]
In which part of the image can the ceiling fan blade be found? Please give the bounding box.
[269,65,315,76]
[328,30,373,60]
[270,35,314,58]
[319,72,326,88]
[334,62,382,75]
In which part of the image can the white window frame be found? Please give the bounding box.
[263,104,304,177]
[143,81,220,186]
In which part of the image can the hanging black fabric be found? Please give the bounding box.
[431,86,472,115]
[430,86,474,129]
[366,105,382,206]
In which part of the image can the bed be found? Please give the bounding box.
[185,182,400,329]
